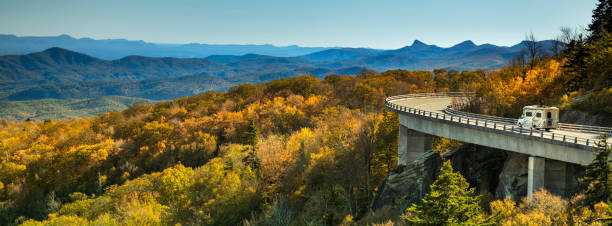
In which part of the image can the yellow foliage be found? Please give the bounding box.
[0,162,27,181]
[491,189,574,226]
[518,189,568,222]
[490,197,517,222]
[371,220,395,226]
[89,214,119,226]
[4,64,599,225]
[117,193,168,226]
[66,142,110,163]
[20,215,89,226]
[480,59,565,116]
[339,214,354,226]
[158,164,194,204]
[257,134,295,184]
[432,137,462,153]
[502,211,552,226]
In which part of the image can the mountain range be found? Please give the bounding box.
[0,47,363,101]
[0,35,556,72]
[0,34,331,59]
[0,35,558,120]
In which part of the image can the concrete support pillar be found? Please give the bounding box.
[398,125,432,166]
[528,156,545,196]
[545,159,567,197]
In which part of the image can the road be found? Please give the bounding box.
[389,95,612,147]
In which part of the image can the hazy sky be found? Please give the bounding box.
[0,0,597,49]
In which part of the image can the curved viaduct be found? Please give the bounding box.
[385,92,612,196]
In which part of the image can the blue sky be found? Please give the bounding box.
[0,0,597,49]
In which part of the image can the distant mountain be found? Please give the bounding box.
[0,47,229,83]
[300,48,381,62]
[0,48,363,101]
[0,34,332,59]
[0,38,562,120]
[382,40,443,57]
[1,38,560,101]
[0,34,560,73]
[205,54,273,64]
[297,39,559,71]
[447,40,478,51]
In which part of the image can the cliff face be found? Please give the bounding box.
[370,150,442,211]
[372,143,583,212]
[445,144,509,203]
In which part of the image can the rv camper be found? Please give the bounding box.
[516,105,559,131]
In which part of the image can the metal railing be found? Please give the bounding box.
[447,103,612,134]
[385,93,612,150]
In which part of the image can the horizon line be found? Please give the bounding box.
[0,33,553,50]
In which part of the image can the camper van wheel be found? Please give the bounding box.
[545,128,550,132]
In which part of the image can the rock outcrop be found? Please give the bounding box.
[370,150,442,211]
[445,144,508,203]
[371,143,584,212]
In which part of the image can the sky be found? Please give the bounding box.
[0,0,597,49]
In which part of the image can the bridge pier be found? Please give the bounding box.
[528,156,545,196]
[398,125,432,166]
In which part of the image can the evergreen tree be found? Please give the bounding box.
[244,120,259,147]
[404,160,484,225]
[580,133,612,208]
[243,120,261,172]
[588,0,612,43]
[564,0,612,92]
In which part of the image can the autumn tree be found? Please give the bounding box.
[371,112,398,177]
[355,114,379,203]
[490,189,569,225]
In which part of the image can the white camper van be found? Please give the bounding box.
[516,105,559,131]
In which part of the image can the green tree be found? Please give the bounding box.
[588,0,612,43]
[563,0,612,92]
[403,160,484,225]
[580,134,612,208]
[243,120,259,147]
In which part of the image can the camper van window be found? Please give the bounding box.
[547,112,552,118]
[526,112,533,117]
[536,113,542,118]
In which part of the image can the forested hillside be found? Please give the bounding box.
[1,1,611,225]
[0,70,448,225]
[0,47,230,83]
[0,38,556,121]
[2,36,610,224]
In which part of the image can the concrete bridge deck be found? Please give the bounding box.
[385,93,612,196]
[392,96,612,146]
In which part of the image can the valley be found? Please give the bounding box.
[0,38,557,120]
[1,0,611,225]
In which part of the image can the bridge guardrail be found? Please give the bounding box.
[385,93,612,150]
[447,103,612,134]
